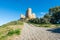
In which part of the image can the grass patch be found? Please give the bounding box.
[7,29,21,36]
[7,30,15,36]
[1,20,23,27]
[53,24,60,28]
[28,22,60,28]
[0,29,21,40]
[15,29,21,35]
[28,22,55,28]
[34,24,51,27]
[0,20,23,40]
[39,24,52,27]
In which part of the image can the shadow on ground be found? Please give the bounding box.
[47,28,60,33]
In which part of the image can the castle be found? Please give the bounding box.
[20,8,36,20]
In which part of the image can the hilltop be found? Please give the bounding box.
[0,20,24,40]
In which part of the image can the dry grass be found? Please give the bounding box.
[0,22,24,40]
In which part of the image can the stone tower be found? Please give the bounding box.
[26,8,32,19]
[20,8,36,20]
[32,13,36,18]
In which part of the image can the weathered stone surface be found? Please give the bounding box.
[20,14,25,19]
[20,8,36,19]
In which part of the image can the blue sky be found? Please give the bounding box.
[0,0,60,25]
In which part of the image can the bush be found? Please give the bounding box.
[7,29,21,36]
[7,30,15,36]
[44,26,49,27]
[15,29,21,35]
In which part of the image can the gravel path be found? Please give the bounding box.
[20,23,60,40]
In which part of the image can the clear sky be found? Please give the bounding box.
[0,0,60,25]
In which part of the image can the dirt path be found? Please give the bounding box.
[20,23,60,40]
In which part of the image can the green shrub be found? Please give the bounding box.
[7,30,14,36]
[44,26,49,27]
[7,29,21,36]
[15,29,21,35]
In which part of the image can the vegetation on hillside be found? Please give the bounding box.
[1,20,23,27]
[28,6,60,27]
[0,20,23,40]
